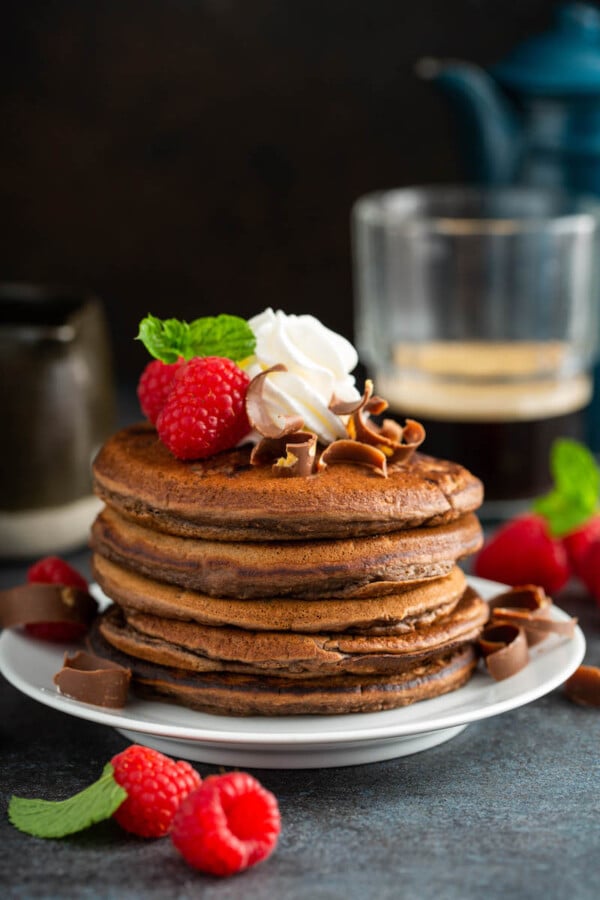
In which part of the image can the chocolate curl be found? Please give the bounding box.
[564,665,600,708]
[391,419,427,463]
[491,608,577,645]
[488,585,576,647]
[318,440,388,476]
[246,365,304,438]
[379,419,403,442]
[488,584,551,613]
[346,380,425,465]
[251,431,318,477]
[343,379,386,426]
[328,393,367,416]
[53,651,131,708]
[0,584,98,629]
[479,623,529,681]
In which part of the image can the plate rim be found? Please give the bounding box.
[0,576,586,748]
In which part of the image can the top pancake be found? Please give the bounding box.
[93,424,483,541]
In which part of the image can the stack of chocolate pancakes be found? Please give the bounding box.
[88,423,488,716]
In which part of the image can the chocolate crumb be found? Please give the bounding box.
[0,584,98,629]
[488,585,576,647]
[53,650,131,708]
[251,431,318,477]
[246,365,304,438]
[564,665,600,708]
[479,623,529,680]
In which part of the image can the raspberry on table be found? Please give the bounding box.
[562,515,600,579]
[110,744,201,838]
[137,358,185,425]
[474,513,570,595]
[170,771,281,877]
[578,539,600,605]
[156,356,251,460]
[26,556,90,642]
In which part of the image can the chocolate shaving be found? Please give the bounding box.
[491,608,576,645]
[0,584,98,629]
[319,440,388,476]
[245,365,304,438]
[329,393,366,416]
[248,370,425,480]
[479,623,529,681]
[53,650,131,708]
[346,380,425,465]
[488,585,576,647]
[391,420,427,463]
[251,431,318,477]
[319,382,426,476]
[379,419,403,442]
[348,381,386,431]
[488,584,551,613]
[564,665,600,708]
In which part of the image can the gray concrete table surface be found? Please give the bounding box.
[1,551,600,900]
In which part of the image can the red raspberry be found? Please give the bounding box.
[156,357,251,460]
[26,556,89,642]
[137,358,185,425]
[473,513,570,595]
[23,621,88,642]
[562,514,600,578]
[577,539,600,605]
[170,772,281,877]
[27,556,88,592]
[110,744,201,838]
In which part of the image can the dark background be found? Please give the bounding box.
[0,0,563,379]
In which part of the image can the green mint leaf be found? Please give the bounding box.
[533,490,591,537]
[186,314,256,362]
[136,315,191,364]
[8,763,126,839]
[136,314,256,363]
[533,438,600,536]
[551,438,600,504]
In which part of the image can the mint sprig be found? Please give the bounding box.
[533,438,600,537]
[8,763,126,839]
[136,314,256,364]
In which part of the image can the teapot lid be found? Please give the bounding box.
[492,3,600,94]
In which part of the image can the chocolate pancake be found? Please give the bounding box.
[92,555,469,633]
[93,424,483,541]
[96,586,486,678]
[91,507,483,599]
[88,618,478,715]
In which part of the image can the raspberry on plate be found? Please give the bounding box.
[137,358,185,425]
[27,556,88,592]
[110,744,201,838]
[26,556,90,642]
[170,771,281,876]
[156,356,251,460]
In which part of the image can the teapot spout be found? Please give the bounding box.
[417,58,521,185]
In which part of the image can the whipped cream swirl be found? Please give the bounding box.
[241,308,360,444]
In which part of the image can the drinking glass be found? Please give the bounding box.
[352,186,600,517]
[0,283,115,557]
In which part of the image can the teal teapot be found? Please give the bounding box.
[420,2,600,192]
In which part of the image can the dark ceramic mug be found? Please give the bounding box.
[0,284,115,558]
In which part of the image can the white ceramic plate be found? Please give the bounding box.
[0,577,585,768]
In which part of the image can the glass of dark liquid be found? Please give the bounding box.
[352,187,600,519]
[0,284,115,558]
